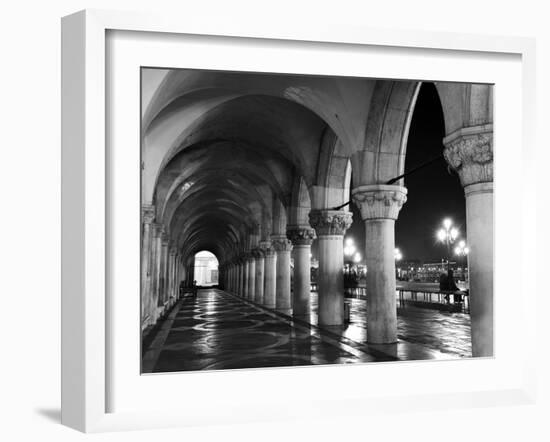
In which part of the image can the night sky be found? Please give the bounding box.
[346,82,467,264]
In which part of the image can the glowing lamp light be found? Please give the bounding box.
[344,238,356,256]
[354,253,361,263]
[394,248,403,261]
[450,227,459,240]
[455,241,470,256]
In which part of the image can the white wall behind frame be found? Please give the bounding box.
[1,0,548,441]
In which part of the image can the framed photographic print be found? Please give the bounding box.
[61,9,537,433]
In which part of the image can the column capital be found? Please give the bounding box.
[251,247,265,259]
[352,185,407,221]
[286,225,316,246]
[152,223,165,237]
[443,124,493,187]
[259,240,272,250]
[308,210,352,236]
[271,236,293,252]
[141,204,155,224]
[260,240,277,258]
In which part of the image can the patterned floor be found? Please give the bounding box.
[142,289,471,373]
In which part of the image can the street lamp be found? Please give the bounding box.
[454,240,469,257]
[343,238,357,274]
[436,218,459,272]
[454,240,469,281]
[354,252,361,263]
[394,248,402,279]
[394,248,403,261]
[344,237,356,257]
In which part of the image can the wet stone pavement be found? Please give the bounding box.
[142,289,471,373]
[308,293,472,359]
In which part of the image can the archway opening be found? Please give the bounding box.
[193,251,219,287]
[396,82,467,283]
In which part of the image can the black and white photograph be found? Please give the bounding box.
[2,0,548,439]
[140,68,494,373]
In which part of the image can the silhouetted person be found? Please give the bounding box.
[192,280,198,297]
[440,269,461,303]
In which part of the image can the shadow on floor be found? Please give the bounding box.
[34,407,61,423]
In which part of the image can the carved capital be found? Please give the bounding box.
[443,125,493,187]
[308,210,352,236]
[271,236,293,253]
[141,204,155,224]
[259,240,271,249]
[352,185,407,221]
[251,247,265,259]
[286,225,316,246]
[152,223,165,238]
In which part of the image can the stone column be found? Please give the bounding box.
[242,259,247,297]
[272,236,293,311]
[253,249,265,304]
[309,210,353,325]
[444,124,493,357]
[263,243,277,308]
[151,224,164,321]
[235,263,239,293]
[183,263,188,287]
[247,254,256,300]
[238,261,244,296]
[159,237,169,308]
[168,247,173,300]
[352,185,407,343]
[167,248,175,306]
[243,257,250,299]
[231,261,239,293]
[287,226,315,317]
[234,263,239,293]
[175,254,181,299]
[141,205,155,326]
[173,253,178,299]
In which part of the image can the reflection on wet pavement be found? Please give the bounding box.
[142,288,471,373]
[307,293,472,359]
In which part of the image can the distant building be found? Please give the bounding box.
[395,259,422,280]
[395,259,468,282]
[194,251,219,286]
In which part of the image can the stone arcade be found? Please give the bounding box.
[141,69,493,360]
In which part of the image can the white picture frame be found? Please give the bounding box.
[61,9,537,433]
